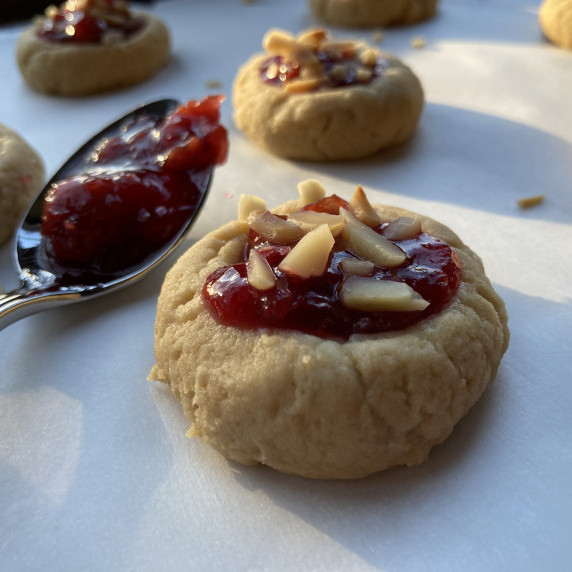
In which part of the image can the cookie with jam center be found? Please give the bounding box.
[232,28,424,161]
[16,0,170,96]
[149,181,509,479]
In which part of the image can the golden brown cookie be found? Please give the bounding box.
[232,28,424,161]
[539,0,572,49]
[0,124,45,246]
[16,0,170,96]
[150,181,509,479]
[309,0,440,28]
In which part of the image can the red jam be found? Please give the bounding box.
[261,51,388,89]
[37,1,143,44]
[41,96,228,283]
[202,196,461,339]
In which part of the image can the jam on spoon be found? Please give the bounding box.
[0,96,227,330]
[203,182,461,340]
[40,95,227,283]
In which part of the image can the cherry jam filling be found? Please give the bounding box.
[260,51,387,89]
[202,197,461,339]
[41,96,228,283]
[37,2,144,44]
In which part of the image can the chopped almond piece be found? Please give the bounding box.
[238,194,267,221]
[297,28,327,49]
[287,211,344,236]
[340,208,406,267]
[298,179,326,205]
[263,29,298,56]
[247,249,276,290]
[350,185,380,227]
[321,40,356,58]
[249,210,304,244]
[340,276,429,311]
[517,194,545,209]
[339,258,375,276]
[278,224,334,278]
[284,78,325,93]
[383,216,422,240]
[358,48,378,67]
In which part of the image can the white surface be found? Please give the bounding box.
[1,1,571,571]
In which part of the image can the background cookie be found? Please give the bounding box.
[0,123,44,247]
[16,2,170,96]
[233,28,424,161]
[150,187,509,480]
[539,0,572,49]
[309,0,440,28]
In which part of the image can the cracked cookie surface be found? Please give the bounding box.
[150,198,509,479]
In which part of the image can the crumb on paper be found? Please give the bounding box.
[517,194,545,209]
[224,192,233,199]
[205,80,223,90]
[372,29,384,44]
[411,36,427,49]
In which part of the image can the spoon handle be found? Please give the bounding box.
[0,288,80,331]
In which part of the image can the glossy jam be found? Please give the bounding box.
[41,96,228,283]
[261,51,388,89]
[37,2,143,44]
[202,197,461,339]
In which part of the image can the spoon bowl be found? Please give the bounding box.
[0,98,214,330]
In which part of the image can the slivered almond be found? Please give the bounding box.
[383,216,422,240]
[263,29,299,56]
[284,77,324,93]
[321,40,356,58]
[350,185,381,227]
[297,28,327,48]
[340,208,406,267]
[358,48,378,67]
[278,224,334,278]
[247,249,276,290]
[339,258,375,276]
[298,179,326,205]
[355,67,373,83]
[249,211,304,244]
[238,194,267,221]
[287,211,344,236]
[340,276,429,311]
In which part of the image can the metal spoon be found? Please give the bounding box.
[0,98,212,331]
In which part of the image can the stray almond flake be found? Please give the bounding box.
[517,194,545,209]
[205,80,223,90]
